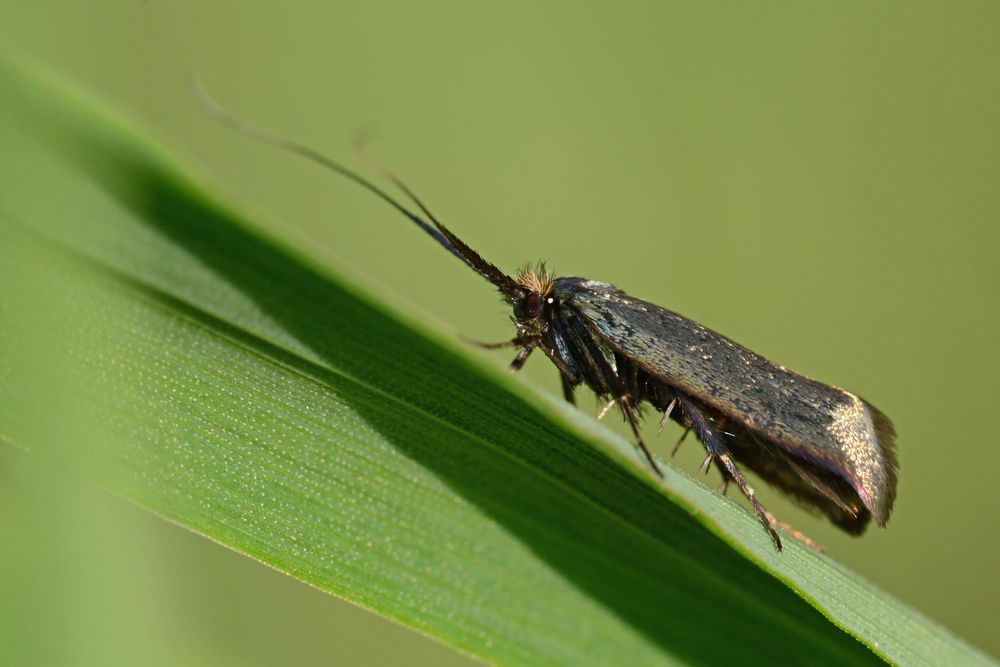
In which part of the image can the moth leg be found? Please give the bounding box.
[540,343,580,382]
[658,398,676,435]
[509,342,538,372]
[671,428,690,457]
[699,450,733,484]
[597,397,617,420]
[465,335,538,372]
[463,335,533,350]
[620,396,664,478]
[764,512,825,552]
[678,396,782,551]
[560,374,576,405]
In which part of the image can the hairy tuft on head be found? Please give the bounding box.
[515,262,555,296]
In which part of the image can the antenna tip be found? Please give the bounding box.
[188,73,230,123]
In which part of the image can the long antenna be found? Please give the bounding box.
[190,78,518,294]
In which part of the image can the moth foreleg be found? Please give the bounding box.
[509,342,537,371]
[678,395,783,552]
[465,335,533,350]
[464,335,538,372]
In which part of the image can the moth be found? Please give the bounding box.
[198,87,899,551]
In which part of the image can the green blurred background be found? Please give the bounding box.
[1,2,997,664]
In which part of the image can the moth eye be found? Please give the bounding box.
[522,292,543,319]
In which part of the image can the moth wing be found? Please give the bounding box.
[556,278,897,527]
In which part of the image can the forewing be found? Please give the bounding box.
[555,278,897,526]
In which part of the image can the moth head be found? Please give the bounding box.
[512,263,556,323]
